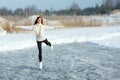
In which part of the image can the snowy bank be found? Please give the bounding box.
[0,25,120,51]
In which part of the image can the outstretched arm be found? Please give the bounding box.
[18,25,34,31]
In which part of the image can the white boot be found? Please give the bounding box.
[50,45,54,50]
[39,62,42,69]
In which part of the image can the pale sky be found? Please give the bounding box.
[0,0,102,11]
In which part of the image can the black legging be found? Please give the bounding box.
[37,39,51,62]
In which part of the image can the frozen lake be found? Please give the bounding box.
[0,42,120,80]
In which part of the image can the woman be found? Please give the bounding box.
[33,16,53,70]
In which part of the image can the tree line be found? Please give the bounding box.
[0,1,120,17]
[0,5,39,17]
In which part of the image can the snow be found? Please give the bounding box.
[0,23,120,80]
[0,25,120,52]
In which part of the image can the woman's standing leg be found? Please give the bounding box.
[37,41,43,69]
[37,41,42,62]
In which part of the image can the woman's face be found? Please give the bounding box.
[37,17,42,24]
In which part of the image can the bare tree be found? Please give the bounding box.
[70,2,80,10]
[24,5,39,17]
[14,8,24,16]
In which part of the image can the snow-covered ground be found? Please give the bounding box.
[0,25,120,80]
[0,25,120,51]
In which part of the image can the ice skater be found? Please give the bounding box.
[33,16,53,70]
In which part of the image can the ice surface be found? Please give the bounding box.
[0,42,120,80]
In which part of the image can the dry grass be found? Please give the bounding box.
[59,16,83,27]
[22,19,33,26]
[1,15,120,33]
[3,16,33,26]
[1,16,33,33]
[3,16,24,22]
[2,21,20,33]
[45,15,102,27]
[3,21,12,33]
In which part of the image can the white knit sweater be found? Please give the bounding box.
[33,23,46,41]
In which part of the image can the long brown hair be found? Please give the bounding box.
[34,16,44,25]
